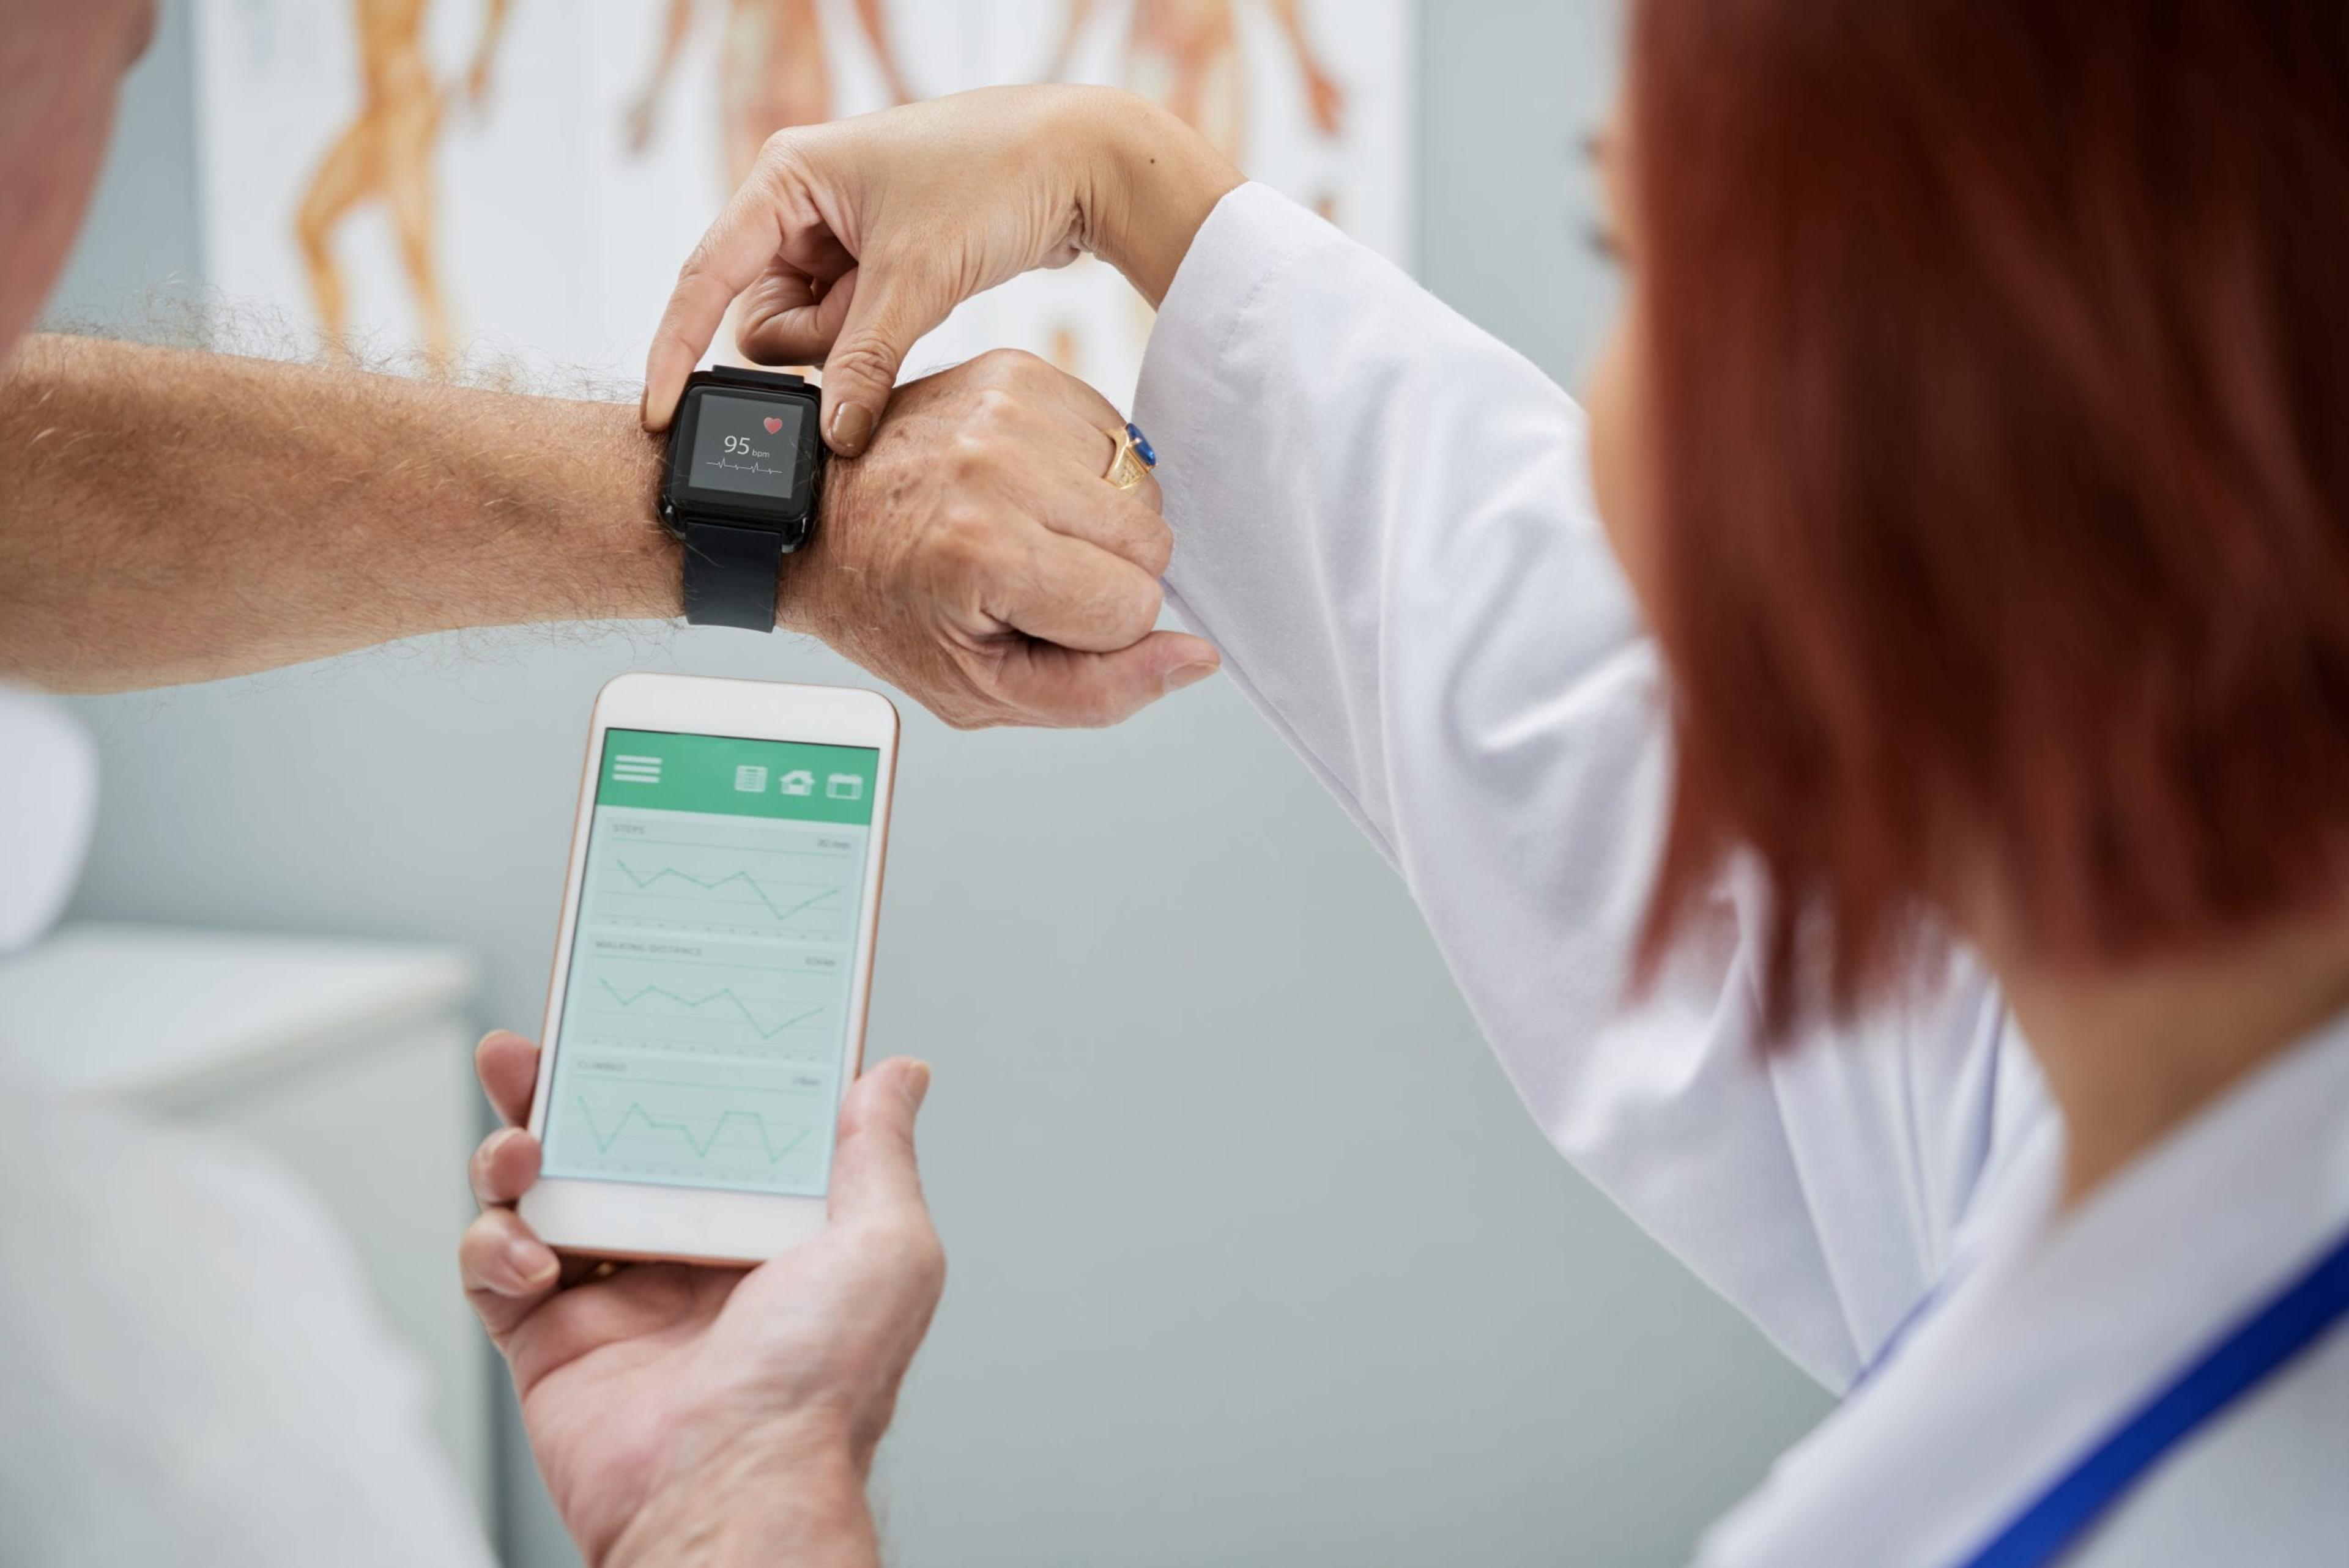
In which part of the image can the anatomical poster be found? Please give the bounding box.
[194,0,1414,407]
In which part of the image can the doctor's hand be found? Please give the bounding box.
[459,1033,942,1568]
[642,86,1241,454]
[797,347,1217,728]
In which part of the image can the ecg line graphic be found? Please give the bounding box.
[611,860,838,925]
[596,975,823,1040]
[573,1095,815,1164]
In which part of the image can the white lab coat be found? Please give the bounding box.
[1135,183,2349,1566]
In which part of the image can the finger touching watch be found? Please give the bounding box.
[659,366,827,631]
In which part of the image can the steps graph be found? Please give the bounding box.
[596,854,849,941]
[541,800,873,1196]
[609,862,838,930]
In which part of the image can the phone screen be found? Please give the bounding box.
[539,727,880,1196]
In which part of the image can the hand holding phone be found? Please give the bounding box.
[461,1037,942,1566]
[522,673,899,1263]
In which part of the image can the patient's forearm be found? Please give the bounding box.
[0,333,675,692]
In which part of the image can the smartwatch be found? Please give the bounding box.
[659,366,828,631]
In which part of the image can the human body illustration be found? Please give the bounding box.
[1042,0,1348,375]
[295,0,511,371]
[1048,0,1344,165]
[626,0,915,189]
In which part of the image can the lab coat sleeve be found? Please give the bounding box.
[1135,184,2035,1388]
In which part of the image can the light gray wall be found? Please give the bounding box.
[48,4,1830,1565]
[42,0,205,326]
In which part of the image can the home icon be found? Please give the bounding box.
[778,769,815,797]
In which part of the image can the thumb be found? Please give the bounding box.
[996,630,1224,728]
[818,264,949,457]
[828,1056,932,1224]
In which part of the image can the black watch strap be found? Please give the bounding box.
[681,519,784,631]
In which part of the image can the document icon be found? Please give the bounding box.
[825,773,864,801]
[733,765,768,793]
[778,769,815,796]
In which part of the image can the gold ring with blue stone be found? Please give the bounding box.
[1104,420,1159,494]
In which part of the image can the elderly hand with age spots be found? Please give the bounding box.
[795,347,1217,728]
[460,1032,943,1568]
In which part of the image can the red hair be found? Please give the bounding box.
[1629,1,2349,1027]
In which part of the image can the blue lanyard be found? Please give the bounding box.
[1952,1221,2349,1568]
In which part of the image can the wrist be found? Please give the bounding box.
[514,394,680,624]
[776,446,855,638]
[603,1423,877,1568]
[1072,89,1242,307]
[332,383,679,636]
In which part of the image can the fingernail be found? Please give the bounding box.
[507,1237,557,1289]
[900,1059,932,1110]
[831,401,875,453]
[1165,661,1220,693]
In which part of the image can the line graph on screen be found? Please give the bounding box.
[573,1095,814,1164]
[612,862,836,926]
[546,796,874,1192]
[593,975,825,1041]
[595,854,847,939]
[557,1071,830,1186]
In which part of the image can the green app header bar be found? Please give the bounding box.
[596,728,878,825]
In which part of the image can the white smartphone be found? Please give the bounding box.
[520,672,899,1264]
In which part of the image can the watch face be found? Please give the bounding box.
[683,392,808,501]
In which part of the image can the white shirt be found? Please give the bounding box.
[0,689,493,1568]
[1136,183,2349,1566]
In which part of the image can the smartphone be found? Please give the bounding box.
[520,672,899,1263]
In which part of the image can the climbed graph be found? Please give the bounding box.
[540,731,880,1196]
[560,1065,832,1188]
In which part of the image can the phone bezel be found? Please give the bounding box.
[518,671,899,1265]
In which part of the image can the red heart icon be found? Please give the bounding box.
[763,416,783,434]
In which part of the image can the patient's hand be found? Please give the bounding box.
[459,1033,941,1568]
[795,347,1218,728]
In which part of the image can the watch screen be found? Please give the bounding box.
[688,393,806,499]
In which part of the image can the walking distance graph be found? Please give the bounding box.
[581,960,837,1056]
[597,975,823,1041]
[543,804,874,1193]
